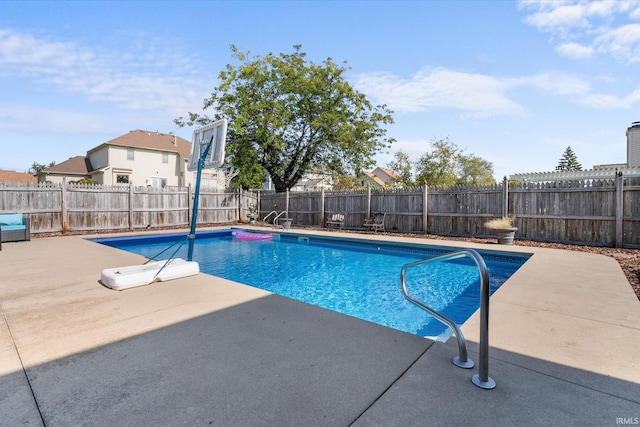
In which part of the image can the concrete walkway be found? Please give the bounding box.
[1,228,638,426]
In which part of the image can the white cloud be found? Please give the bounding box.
[556,42,594,59]
[522,2,592,33]
[0,29,90,70]
[358,66,640,117]
[512,72,592,96]
[581,87,640,108]
[356,68,525,117]
[0,28,209,113]
[0,105,115,134]
[519,0,640,63]
[594,23,640,63]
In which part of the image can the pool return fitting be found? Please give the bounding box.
[400,249,496,390]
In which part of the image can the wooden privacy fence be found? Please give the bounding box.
[2,175,639,247]
[257,175,640,248]
[0,182,258,234]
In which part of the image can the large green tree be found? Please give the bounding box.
[456,153,495,185]
[555,146,583,172]
[414,137,460,186]
[386,151,413,186]
[176,45,395,191]
[387,138,495,187]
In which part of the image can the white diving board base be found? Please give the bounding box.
[100,258,200,291]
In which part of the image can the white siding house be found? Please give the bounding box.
[37,129,228,190]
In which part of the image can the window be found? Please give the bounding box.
[127,148,134,160]
[151,177,167,189]
[116,174,129,184]
[162,152,168,163]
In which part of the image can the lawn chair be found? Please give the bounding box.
[363,212,385,232]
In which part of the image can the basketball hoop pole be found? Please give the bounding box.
[187,135,214,261]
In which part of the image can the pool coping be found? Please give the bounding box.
[1,226,639,425]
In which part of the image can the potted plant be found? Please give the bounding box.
[484,216,517,245]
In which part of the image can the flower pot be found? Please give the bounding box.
[491,227,517,245]
[281,218,292,230]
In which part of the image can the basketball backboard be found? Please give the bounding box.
[187,118,228,171]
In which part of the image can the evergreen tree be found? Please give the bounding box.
[555,146,583,172]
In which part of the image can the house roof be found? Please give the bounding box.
[89,130,191,159]
[40,156,92,176]
[375,167,399,181]
[0,169,38,183]
[364,171,386,187]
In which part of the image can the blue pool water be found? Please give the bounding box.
[93,229,529,338]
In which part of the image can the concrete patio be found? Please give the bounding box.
[1,228,638,426]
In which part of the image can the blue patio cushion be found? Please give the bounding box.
[1,224,25,231]
[0,213,25,228]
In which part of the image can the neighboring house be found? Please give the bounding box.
[85,130,192,187]
[0,169,38,184]
[262,168,333,192]
[359,167,399,188]
[37,156,92,184]
[36,130,227,190]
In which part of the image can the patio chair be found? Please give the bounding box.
[325,213,345,230]
[363,212,385,232]
[0,213,30,243]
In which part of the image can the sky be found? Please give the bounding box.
[1,0,640,181]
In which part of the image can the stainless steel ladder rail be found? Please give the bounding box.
[273,211,287,225]
[261,211,288,227]
[262,211,277,223]
[400,248,496,389]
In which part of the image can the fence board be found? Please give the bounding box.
[0,183,256,234]
[2,177,639,247]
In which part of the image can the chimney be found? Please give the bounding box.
[627,121,640,168]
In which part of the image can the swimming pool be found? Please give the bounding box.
[93,229,529,339]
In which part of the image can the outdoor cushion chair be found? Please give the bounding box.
[325,213,345,229]
[363,212,385,232]
[0,213,30,243]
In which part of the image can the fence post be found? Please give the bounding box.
[239,187,243,223]
[423,183,428,234]
[320,187,325,227]
[502,176,509,217]
[367,183,371,217]
[187,184,192,227]
[615,171,624,248]
[128,184,134,231]
[286,189,290,215]
[61,178,67,234]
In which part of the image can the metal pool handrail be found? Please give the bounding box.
[400,248,496,389]
[262,210,287,226]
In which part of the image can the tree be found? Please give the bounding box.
[456,154,495,185]
[555,146,582,172]
[225,139,265,190]
[414,137,460,186]
[386,151,414,186]
[176,45,395,192]
[400,137,495,187]
[331,173,361,190]
[28,161,55,175]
